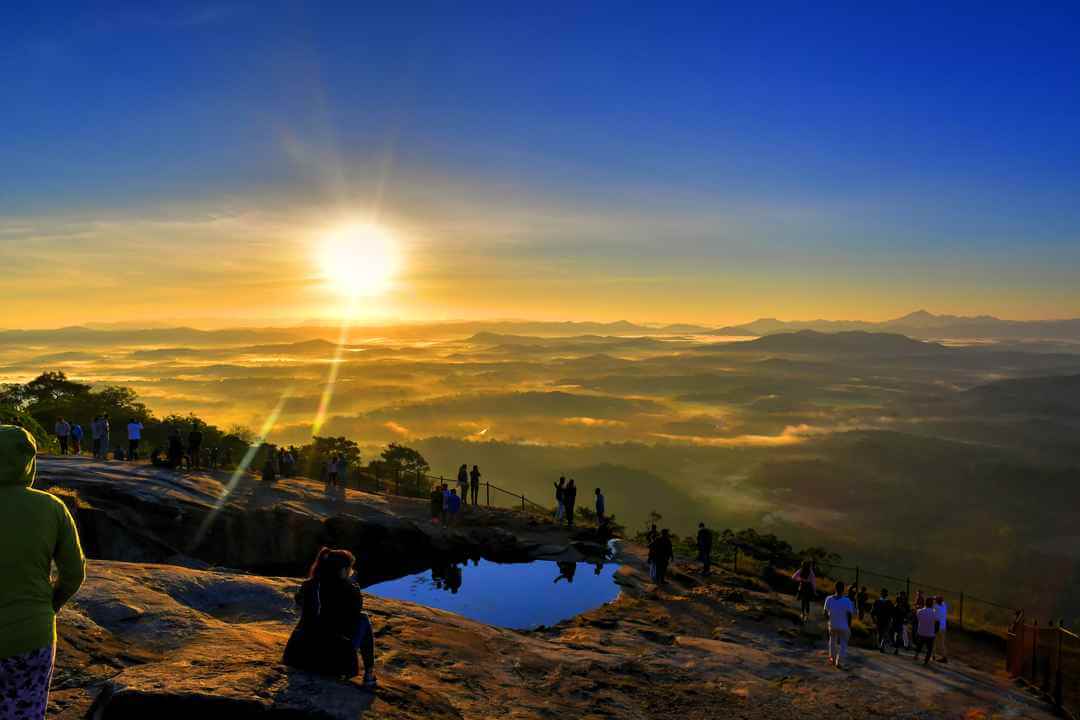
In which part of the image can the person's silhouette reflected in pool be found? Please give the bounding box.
[594,561,604,576]
[554,561,577,584]
[446,563,463,594]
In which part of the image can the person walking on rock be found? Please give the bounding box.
[824,580,855,669]
[871,588,894,652]
[188,424,203,470]
[696,522,713,576]
[0,425,86,720]
[914,596,939,666]
[54,417,70,455]
[91,416,102,458]
[594,487,606,527]
[99,414,110,459]
[469,465,481,507]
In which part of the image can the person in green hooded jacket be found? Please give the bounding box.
[0,425,85,720]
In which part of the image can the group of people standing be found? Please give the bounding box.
[798,561,951,670]
[552,477,607,529]
[53,414,144,461]
[456,464,482,506]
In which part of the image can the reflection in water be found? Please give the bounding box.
[365,559,620,629]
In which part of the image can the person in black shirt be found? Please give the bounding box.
[871,588,894,652]
[650,529,675,585]
[283,547,376,686]
[564,479,577,527]
[188,425,203,469]
[696,523,713,576]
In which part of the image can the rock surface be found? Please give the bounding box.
[37,457,1059,719]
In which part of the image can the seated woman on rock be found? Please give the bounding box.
[283,547,376,687]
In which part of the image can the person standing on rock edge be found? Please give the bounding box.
[0,425,86,720]
[457,464,469,505]
[824,581,854,669]
[594,488,605,526]
[696,522,713,576]
[554,477,566,522]
[792,561,816,624]
[54,417,70,455]
[469,465,481,507]
[126,418,143,460]
[448,488,462,524]
[564,479,577,527]
[650,529,674,586]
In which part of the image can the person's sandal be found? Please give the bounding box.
[361,671,378,688]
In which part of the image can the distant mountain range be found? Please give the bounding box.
[712,310,1080,341]
[5,311,1080,346]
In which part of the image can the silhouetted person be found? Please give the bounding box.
[646,524,659,545]
[469,465,481,506]
[430,485,444,523]
[824,581,855,669]
[262,455,277,484]
[457,464,469,505]
[871,589,893,652]
[696,522,713,576]
[893,591,911,652]
[188,425,203,469]
[54,417,70,455]
[91,415,103,458]
[327,454,339,488]
[792,560,816,624]
[284,547,376,686]
[554,561,577,584]
[594,487,605,526]
[167,427,184,468]
[445,563,463,593]
[857,586,869,622]
[554,477,566,521]
[99,414,110,459]
[564,479,577,527]
[650,529,674,585]
[209,446,220,470]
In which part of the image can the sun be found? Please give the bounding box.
[317,223,402,299]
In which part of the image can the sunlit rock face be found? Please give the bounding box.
[35,457,559,584]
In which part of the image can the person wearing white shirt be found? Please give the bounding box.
[934,596,948,663]
[914,597,939,666]
[823,581,855,668]
[126,419,144,460]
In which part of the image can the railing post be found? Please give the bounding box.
[906,577,910,597]
[733,547,739,573]
[1055,624,1063,709]
[855,565,860,590]
[521,495,525,512]
[1032,619,1039,680]
[958,592,964,630]
[486,482,490,507]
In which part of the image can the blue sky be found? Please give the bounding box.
[3,2,1079,325]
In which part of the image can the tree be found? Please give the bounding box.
[380,443,430,476]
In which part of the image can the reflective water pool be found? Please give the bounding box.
[364,558,620,629]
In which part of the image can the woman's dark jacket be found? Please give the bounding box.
[283,577,363,677]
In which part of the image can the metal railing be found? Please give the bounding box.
[334,466,552,517]
[1008,615,1080,717]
